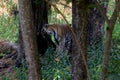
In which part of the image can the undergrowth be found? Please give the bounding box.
[0,16,18,42]
[41,48,71,80]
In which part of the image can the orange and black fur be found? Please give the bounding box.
[42,24,72,53]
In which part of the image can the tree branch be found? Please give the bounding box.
[58,2,72,9]
[109,0,119,29]
[44,0,70,25]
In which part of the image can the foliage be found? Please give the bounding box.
[87,39,120,80]
[0,0,15,16]
[1,60,27,80]
[14,59,28,80]
[87,40,103,80]
[107,39,120,79]
[87,20,120,80]
[112,21,120,38]
[51,0,71,3]
[0,0,18,42]
[48,0,72,24]
[0,16,18,42]
[1,74,13,80]
[41,48,71,80]
[48,10,66,24]
[0,53,5,58]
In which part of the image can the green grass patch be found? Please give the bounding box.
[0,16,18,42]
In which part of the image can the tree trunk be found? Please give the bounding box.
[72,0,89,80]
[18,0,41,80]
[87,0,109,45]
[101,0,120,79]
[87,4,104,44]
[101,24,113,80]
[16,23,25,67]
[31,0,53,55]
[16,0,51,67]
[101,21,116,80]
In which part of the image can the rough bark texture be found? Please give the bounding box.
[16,0,51,67]
[18,0,41,80]
[72,0,89,80]
[16,23,25,67]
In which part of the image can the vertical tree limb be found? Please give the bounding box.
[72,0,90,80]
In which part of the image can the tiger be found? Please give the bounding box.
[41,24,72,53]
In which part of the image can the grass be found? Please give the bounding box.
[0,16,18,42]
[41,48,71,80]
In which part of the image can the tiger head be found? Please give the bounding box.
[41,24,60,46]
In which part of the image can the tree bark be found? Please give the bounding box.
[87,0,105,44]
[16,0,51,67]
[18,0,41,80]
[87,0,110,45]
[72,0,89,80]
[101,23,113,80]
[16,23,25,67]
[101,0,120,80]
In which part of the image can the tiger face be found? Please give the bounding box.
[41,24,72,53]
